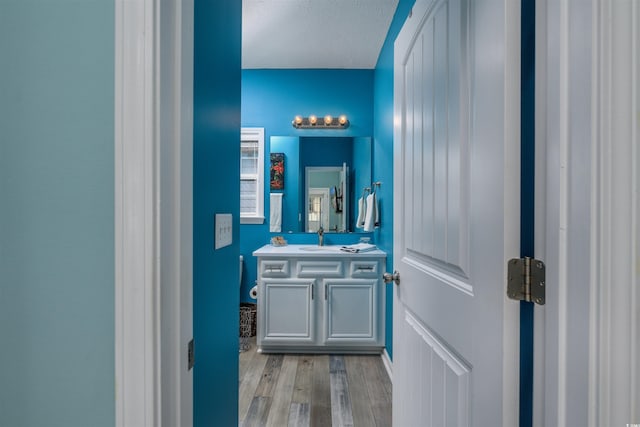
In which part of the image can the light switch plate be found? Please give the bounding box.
[215,213,233,249]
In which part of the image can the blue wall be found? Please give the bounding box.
[352,136,373,229]
[242,69,374,137]
[193,0,242,426]
[520,0,536,425]
[240,69,375,302]
[0,1,115,426]
[372,0,416,360]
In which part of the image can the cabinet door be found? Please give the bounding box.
[323,279,379,345]
[259,279,316,345]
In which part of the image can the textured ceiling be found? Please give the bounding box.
[242,0,400,69]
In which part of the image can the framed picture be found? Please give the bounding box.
[270,153,285,190]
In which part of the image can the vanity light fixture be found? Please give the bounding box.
[292,114,350,129]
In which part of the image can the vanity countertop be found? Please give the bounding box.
[253,244,386,258]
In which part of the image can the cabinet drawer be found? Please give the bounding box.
[297,260,343,278]
[260,260,290,277]
[349,260,379,278]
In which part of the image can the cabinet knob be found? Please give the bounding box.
[383,271,400,285]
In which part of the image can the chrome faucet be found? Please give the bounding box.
[318,226,324,246]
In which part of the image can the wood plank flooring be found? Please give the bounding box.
[239,340,392,427]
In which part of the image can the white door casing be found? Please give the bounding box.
[114,0,160,424]
[536,1,640,426]
[159,0,194,426]
[115,0,194,426]
[393,0,521,425]
[341,162,349,232]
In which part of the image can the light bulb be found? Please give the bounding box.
[309,115,317,125]
[294,115,303,125]
[324,115,333,125]
[338,115,348,125]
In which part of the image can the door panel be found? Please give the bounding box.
[324,279,376,341]
[397,311,470,427]
[402,0,469,278]
[262,280,314,342]
[393,0,521,425]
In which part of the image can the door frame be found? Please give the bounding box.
[307,187,331,232]
[114,0,194,426]
[114,0,159,424]
[535,1,640,425]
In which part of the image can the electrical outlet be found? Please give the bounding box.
[215,213,233,249]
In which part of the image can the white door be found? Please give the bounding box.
[307,188,330,232]
[392,0,521,425]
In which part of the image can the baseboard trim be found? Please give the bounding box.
[381,349,393,382]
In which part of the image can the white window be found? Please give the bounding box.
[240,128,265,224]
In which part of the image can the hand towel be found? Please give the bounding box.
[270,193,283,232]
[355,196,366,228]
[363,193,378,232]
[340,243,377,253]
[373,194,380,227]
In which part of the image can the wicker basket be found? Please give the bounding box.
[239,303,257,352]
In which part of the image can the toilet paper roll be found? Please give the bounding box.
[249,285,258,300]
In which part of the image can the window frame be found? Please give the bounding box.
[240,127,265,224]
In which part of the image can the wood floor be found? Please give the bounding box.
[239,339,392,427]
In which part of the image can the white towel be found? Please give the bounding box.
[340,243,377,253]
[363,193,378,232]
[270,193,283,232]
[355,196,366,228]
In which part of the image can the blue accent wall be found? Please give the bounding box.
[520,0,536,425]
[193,0,242,425]
[0,1,115,426]
[372,0,416,360]
[242,69,374,137]
[240,69,375,303]
[352,137,373,221]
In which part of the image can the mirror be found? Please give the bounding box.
[305,165,347,233]
[270,136,372,233]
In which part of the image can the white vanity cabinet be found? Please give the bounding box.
[253,245,386,353]
[262,279,316,344]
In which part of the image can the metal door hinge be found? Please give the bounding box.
[507,257,545,305]
[188,339,194,370]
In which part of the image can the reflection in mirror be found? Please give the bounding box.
[305,166,348,232]
[269,136,372,233]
